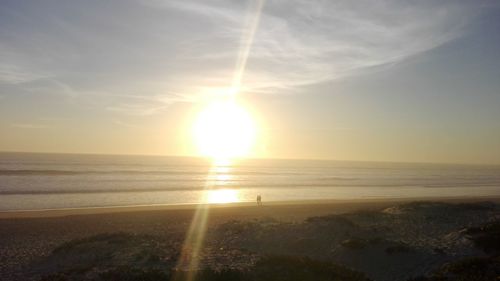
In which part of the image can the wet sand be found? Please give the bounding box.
[2,196,498,219]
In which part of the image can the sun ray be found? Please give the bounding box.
[176,1,265,280]
[230,0,265,96]
[172,166,216,279]
[172,162,239,280]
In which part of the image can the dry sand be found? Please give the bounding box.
[1,196,499,281]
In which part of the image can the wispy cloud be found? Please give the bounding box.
[163,0,482,91]
[0,0,490,115]
[23,79,79,98]
[0,63,49,84]
[10,123,48,129]
[106,103,169,116]
[102,92,192,115]
[112,119,140,128]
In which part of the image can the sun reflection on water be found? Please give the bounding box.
[206,189,239,204]
[174,158,241,277]
[207,163,239,203]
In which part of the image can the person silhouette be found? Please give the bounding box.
[257,194,262,206]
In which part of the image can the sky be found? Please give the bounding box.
[1,0,500,164]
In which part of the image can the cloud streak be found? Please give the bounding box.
[10,123,48,129]
[165,0,481,91]
[0,0,490,115]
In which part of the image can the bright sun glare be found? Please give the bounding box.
[193,99,256,161]
[206,189,239,204]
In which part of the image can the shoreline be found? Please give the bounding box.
[2,195,499,219]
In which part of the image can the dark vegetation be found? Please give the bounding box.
[39,255,371,281]
[384,243,412,255]
[410,220,500,281]
[28,202,500,281]
[33,232,178,281]
[409,256,500,281]
[340,237,387,250]
[36,232,371,281]
[464,221,500,254]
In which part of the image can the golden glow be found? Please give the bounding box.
[206,189,239,204]
[192,99,257,160]
[175,2,265,279]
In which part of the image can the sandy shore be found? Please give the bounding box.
[2,196,499,219]
[1,197,499,281]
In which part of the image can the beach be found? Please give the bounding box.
[3,0,500,280]
[2,197,499,281]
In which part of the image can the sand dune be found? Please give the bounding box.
[1,198,499,281]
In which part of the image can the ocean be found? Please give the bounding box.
[0,152,499,211]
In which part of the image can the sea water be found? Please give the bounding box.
[0,152,499,211]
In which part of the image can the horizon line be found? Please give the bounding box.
[0,150,498,167]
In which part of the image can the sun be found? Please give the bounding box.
[192,99,257,161]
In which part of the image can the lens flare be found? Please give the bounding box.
[176,1,265,280]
